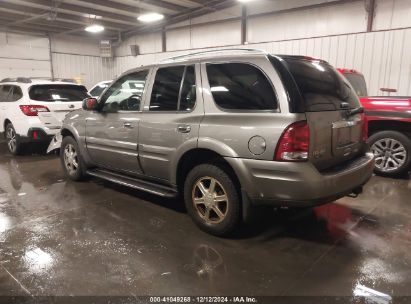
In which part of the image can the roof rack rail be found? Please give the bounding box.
[0,77,32,83]
[54,78,77,83]
[160,48,269,63]
[0,77,77,84]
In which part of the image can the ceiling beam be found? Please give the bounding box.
[17,0,140,26]
[0,2,130,30]
[74,0,186,15]
[123,0,238,37]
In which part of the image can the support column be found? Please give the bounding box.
[162,27,167,52]
[366,0,376,32]
[241,5,247,45]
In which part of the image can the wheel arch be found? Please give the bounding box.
[174,148,241,192]
[368,120,411,138]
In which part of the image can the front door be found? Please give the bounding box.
[138,64,203,181]
[85,70,150,175]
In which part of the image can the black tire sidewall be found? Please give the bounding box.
[5,123,22,155]
[60,136,85,181]
[184,164,241,237]
[369,131,411,176]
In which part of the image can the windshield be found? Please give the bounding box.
[29,85,89,102]
[282,59,361,112]
[343,73,368,97]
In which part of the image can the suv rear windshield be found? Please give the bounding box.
[29,85,89,102]
[280,58,361,112]
[343,73,368,97]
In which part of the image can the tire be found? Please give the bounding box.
[5,123,23,155]
[60,136,87,181]
[369,131,411,177]
[184,164,241,237]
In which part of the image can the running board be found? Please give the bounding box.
[86,169,178,198]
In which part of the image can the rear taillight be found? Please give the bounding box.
[361,113,368,141]
[19,105,50,116]
[275,121,310,162]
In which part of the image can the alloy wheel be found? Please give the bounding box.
[192,177,229,224]
[64,144,79,175]
[371,138,407,172]
[6,127,17,153]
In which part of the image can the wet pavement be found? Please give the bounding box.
[0,139,410,301]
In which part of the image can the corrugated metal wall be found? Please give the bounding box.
[113,0,411,97]
[51,53,113,89]
[113,28,411,96]
[0,32,113,90]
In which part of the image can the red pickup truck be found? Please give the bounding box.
[338,69,411,177]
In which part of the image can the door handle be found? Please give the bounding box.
[123,122,134,129]
[177,125,191,133]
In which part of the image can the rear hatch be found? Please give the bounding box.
[274,56,366,171]
[29,84,89,129]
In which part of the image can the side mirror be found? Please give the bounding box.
[82,98,98,111]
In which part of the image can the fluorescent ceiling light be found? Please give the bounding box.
[138,13,164,23]
[85,24,105,33]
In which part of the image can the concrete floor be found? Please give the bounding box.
[0,140,410,300]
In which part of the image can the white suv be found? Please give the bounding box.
[0,78,89,155]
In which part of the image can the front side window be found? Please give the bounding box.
[90,82,111,97]
[206,63,278,111]
[29,85,88,102]
[344,73,368,97]
[100,71,148,112]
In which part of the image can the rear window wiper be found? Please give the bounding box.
[340,102,364,116]
[348,107,364,116]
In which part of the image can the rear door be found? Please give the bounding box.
[29,84,88,129]
[281,58,366,170]
[138,64,202,181]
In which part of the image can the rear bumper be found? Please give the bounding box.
[19,128,55,143]
[225,152,375,207]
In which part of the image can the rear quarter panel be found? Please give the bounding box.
[199,56,304,161]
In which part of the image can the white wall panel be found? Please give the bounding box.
[0,31,51,80]
[113,28,411,96]
[52,53,113,89]
[247,1,366,43]
[374,0,411,30]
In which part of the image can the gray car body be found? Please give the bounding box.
[57,50,374,208]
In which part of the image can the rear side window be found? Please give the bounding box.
[149,65,197,112]
[206,63,278,111]
[283,59,361,112]
[29,85,89,102]
[10,86,23,101]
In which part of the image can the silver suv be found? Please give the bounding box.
[50,49,374,236]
